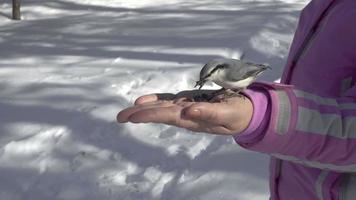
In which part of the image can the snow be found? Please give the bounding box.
[0,0,308,199]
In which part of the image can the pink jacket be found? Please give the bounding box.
[234,0,356,199]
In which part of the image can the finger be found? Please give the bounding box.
[128,106,181,124]
[127,104,234,135]
[184,98,252,132]
[182,102,226,125]
[201,125,234,135]
[128,106,200,129]
[134,94,159,105]
[134,93,176,105]
[173,97,194,104]
[117,101,173,123]
[174,100,195,108]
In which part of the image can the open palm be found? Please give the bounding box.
[117,90,253,135]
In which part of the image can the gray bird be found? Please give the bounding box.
[195,58,270,98]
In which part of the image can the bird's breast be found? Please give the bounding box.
[213,76,256,89]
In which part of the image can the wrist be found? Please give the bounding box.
[233,88,270,142]
[236,96,253,133]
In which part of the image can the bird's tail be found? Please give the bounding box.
[246,62,271,70]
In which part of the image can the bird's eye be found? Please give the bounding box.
[210,64,226,73]
[216,64,226,69]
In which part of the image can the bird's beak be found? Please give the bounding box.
[260,64,271,70]
[195,79,206,90]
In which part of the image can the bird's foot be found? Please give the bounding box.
[210,89,245,102]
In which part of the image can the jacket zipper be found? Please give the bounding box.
[285,0,338,84]
[274,1,340,200]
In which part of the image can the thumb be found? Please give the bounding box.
[183,103,220,124]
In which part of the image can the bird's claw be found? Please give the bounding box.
[194,80,205,90]
[210,89,245,102]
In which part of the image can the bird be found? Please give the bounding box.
[194,58,270,100]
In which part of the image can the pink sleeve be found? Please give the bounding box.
[233,88,270,145]
[233,82,356,172]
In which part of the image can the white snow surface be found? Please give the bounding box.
[0,0,308,199]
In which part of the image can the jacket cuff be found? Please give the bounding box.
[233,88,271,145]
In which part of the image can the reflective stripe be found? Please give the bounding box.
[296,107,356,139]
[272,153,356,172]
[340,103,356,110]
[275,91,291,135]
[294,89,338,106]
[316,171,329,200]
[294,89,356,110]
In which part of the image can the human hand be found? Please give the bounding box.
[117,90,253,135]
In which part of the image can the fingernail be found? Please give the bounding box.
[182,108,199,119]
[116,114,127,123]
[116,118,126,123]
[191,109,201,117]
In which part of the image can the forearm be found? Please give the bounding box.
[235,82,356,172]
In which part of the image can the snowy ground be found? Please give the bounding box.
[0,0,308,199]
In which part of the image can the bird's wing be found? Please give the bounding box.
[227,62,268,81]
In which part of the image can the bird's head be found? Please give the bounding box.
[195,59,229,90]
